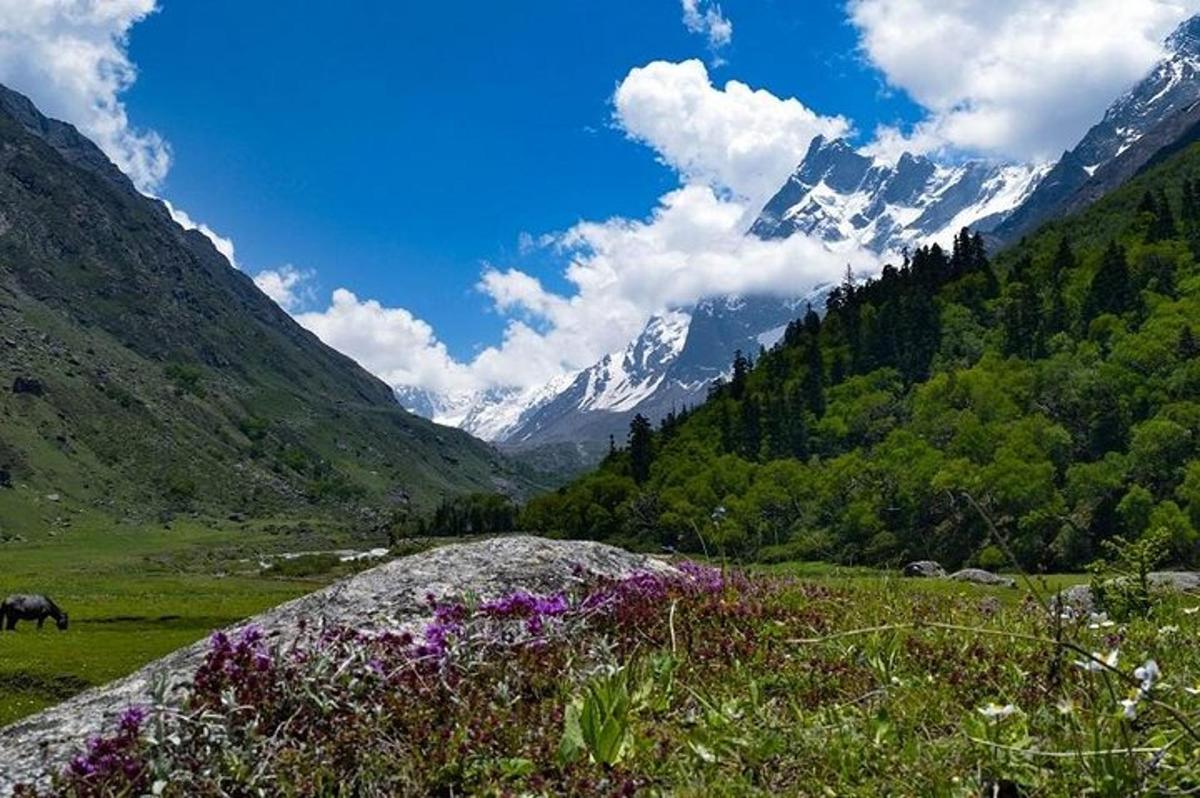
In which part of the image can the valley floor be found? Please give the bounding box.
[12,546,1198,797]
[0,513,397,726]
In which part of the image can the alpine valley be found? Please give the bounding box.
[404,16,1200,461]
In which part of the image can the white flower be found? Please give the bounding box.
[1119,698,1139,720]
[1088,612,1115,629]
[1158,625,1179,637]
[977,702,1018,721]
[1183,606,1200,615]
[1074,649,1119,673]
[1134,660,1161,692]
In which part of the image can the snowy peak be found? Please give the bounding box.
[751,137,1047,254]
[997,14,1200,242]
[577,310,691,414]
[1077,20,1200,170]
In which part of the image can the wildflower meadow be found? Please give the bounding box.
[20,562,1200,797]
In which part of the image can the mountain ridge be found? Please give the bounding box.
[0,83,535,527]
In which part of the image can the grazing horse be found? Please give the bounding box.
[0,594,68,631]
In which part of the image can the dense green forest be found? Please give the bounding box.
[519,143,1200,571]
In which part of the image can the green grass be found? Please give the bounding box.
[0,514,387,726]
[37,558,1200,796]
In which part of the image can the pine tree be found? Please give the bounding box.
[1083,241,1135,322]
[1046,237,1074,336]
[831,352,847,385]
[717,401,734,453]
[787,397,809,459]
[729,350,750,400]
[1183,178,1198,229]
[739,396,762,460]
[803,303,821,336]
[628,414,654,484]
[1154,188,1177,241]
[803,339,825,417]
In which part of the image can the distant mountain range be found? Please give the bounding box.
[0,84,537,527]
[402,15,1200,457]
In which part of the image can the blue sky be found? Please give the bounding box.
[120,1,920,358]
[3,0,1195,396]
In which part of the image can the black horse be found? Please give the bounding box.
[1,594,68,631]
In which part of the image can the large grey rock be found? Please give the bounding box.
[949,568,1016,588]
[902,560,946,578]
[1051,584,1097,616]
[0,536,671,795]
[1148,571,1200,591]
[1051,572,1200,618]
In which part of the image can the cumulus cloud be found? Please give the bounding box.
[850,0,1200,161]
[0,0,170,193]
[253,266,315,312]
[681,0,734,53]
[295,61,866,397]
[296,289,477,396]
[614,60,851,206]
[301,183,878,396]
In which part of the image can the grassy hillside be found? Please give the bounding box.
[0,86,537,529]
[522,141,1200,572]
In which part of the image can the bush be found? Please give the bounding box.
[976,545,1007,571]
[263,553,340,578]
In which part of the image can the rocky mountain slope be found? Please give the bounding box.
[0,84,533,526]
[995,15,1200,242]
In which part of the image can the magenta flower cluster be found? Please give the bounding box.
[33,561,730,796]
[60,706,148,795]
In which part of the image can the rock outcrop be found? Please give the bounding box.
[1051,571,1200,616]
[949,569,1016,588]
[0,536,671,794]
[902,561,946,578]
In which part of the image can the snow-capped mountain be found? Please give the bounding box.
[404,14,1200,452]
[499,296,817,447]
[749,136,1049,252]
[396,372,580,443]
[997,15,1200,241]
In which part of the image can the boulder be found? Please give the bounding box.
[902,560,946,578]
[1051,573,1200,618]
[949,568,1016,588]
[0,536,672,794]
[1051,584,1096,616]
[10,376,43,396]
[1148,571,1200,592]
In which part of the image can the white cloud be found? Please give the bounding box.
[849,0,1200,161]
[614,60,851,207]
[295,60,869,398]
[0,0,170,193]
[300,183,878,396]
[253,266,315,312]
[296,289,477,396]
[163,200,238,267]
[681,0,734,52]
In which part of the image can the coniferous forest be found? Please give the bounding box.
[520,144,1200,571]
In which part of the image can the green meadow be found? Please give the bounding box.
[0,503,391,726]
